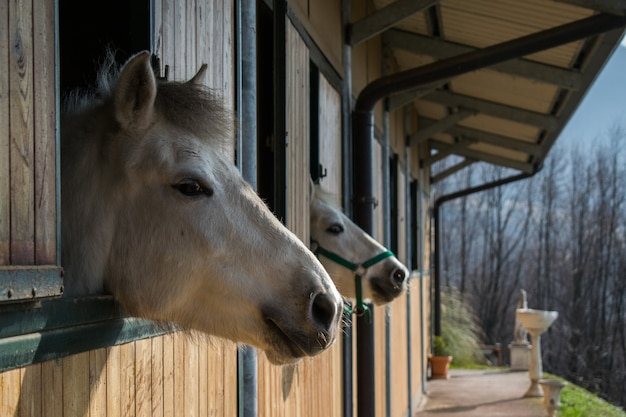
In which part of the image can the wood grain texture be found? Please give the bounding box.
[0,0,10,265]
[41,359,63,417]
[9,0,35,265]
[32,0,56,265]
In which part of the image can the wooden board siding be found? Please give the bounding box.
[409,275,428,411]
[1,0,57,267]
[318,74,342,196]
[285,20,310,241]
[0,334,238,417]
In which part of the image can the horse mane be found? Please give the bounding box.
[312,183,341,208]
[63,51,233,150]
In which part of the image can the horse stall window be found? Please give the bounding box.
[59,0,150,95]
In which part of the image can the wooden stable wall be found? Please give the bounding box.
[0,0,57,267]
[1,335,238,417]
[1,1,433,416]
[1,1,239,416]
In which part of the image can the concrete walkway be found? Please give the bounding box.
[416,369,547,417]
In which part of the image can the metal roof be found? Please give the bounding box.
[356,0,626,181]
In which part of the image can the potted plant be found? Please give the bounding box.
[429,335,453,379]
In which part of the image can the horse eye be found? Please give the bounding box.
[175,180,214,197]
[326,224,344,235]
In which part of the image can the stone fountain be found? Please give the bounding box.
[515,308,558,397]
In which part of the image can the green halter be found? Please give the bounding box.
[312,240,394,323]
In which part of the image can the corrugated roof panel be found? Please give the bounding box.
[395,10,431,35]
[391,49,437,70]
[440,0,593,67]
[450,69,559,113]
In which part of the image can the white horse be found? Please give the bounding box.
[309,183,408,314]
[61,51,342,365]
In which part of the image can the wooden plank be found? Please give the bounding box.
[135,338,152,417]
[183,336,199,417]
[160,0,175,81]
[19,364,42,417]
[151,336,164,417]
[0,368,22,416]
[211,0,224,92]
[207,338,219,414]
[197,336,208,417]
[0,0,10,265]
[162,334,175,417]
[173,0,185,79]
[63,352,90,417]
[194,0,209,85]
[106,346,121,417]
[9,0,35,265]
[390,295,409,417]
[318,74,342,196]
[119,342,136,417]
[285,21,310,242]
[222,0,234,109]
[223,341,238,417]
[41,358,63,417]
[185,0,196,80]
[197,0,213,88]
[173,334,185,417]
[89,348,108,417]
[32,0,56,265]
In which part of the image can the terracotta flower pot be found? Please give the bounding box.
[430,355,453,379]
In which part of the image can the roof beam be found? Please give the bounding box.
[423,90,559,130]
[430,158,477,183]
[423,138,475,166]
[387,80,447,111]
[553,0,626,15]
[382,29,583,90]
[419,116,543,155]
[349,0,437,46]
[410,109,475,145]
[429,141,535,173]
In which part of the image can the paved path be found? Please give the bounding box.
[416,369,547,417]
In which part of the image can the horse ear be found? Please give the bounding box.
[187,64,208,85]
[113,51,156,131]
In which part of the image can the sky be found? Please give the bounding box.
[557,35,626,147]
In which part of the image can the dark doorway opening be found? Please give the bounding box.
[59,0,151,98]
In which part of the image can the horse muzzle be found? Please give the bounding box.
[262,288,342,364]
[369,264,409,304]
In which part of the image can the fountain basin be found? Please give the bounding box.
[516,308,558,332]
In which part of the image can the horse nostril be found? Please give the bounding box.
[392,268,406,287]
[310,292,338,334]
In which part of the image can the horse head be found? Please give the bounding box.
[61,51,343,364]
[309,182,409,305]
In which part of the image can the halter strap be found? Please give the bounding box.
[311,240,394,323]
